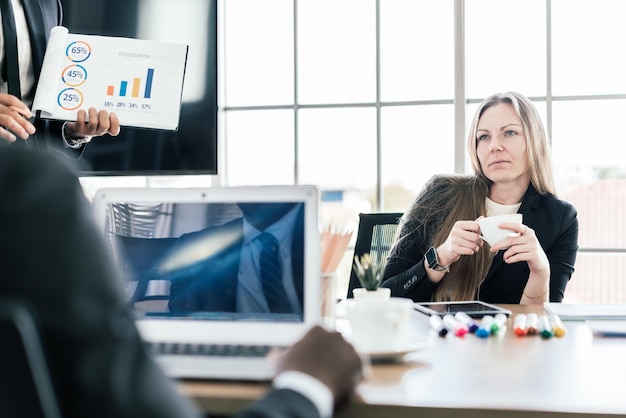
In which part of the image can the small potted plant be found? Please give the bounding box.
[352,253,391,301]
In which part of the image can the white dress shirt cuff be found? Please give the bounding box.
[273,371,334,418]
[61,122,91,148]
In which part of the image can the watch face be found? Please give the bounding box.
[426,246,438,268]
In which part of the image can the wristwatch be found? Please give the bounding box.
[425,246,450,272]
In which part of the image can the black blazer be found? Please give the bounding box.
[382,180,579,303]
[0,146,321,418]
[18,0,85,157]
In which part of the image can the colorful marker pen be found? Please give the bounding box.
[550,314,567,338]
[429,314,448,337]
[513,314,527,336]
[443,314,468,337]
[476,315,494,338]
[492,313,508,336]
[526,313,539,335]
[455,311,479,333]
[538,315,554,339]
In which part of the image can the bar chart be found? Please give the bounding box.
[106,68,155,99]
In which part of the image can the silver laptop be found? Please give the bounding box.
[92,185,321,381]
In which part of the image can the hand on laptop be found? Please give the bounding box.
[274,325,364,406]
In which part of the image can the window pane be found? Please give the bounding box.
[563,181,626,249]
[553,100,626,252]
[565,253,626,303]
[224,0,294,106]
[381,105,455,212]
[380,0,454,102]
[466,0,546,98]
[552,100,626,194]
[552,0,626,96]
[299,108,377,299]
[225,110,295,185]
[298,107,377,190]
[297,0,376,104]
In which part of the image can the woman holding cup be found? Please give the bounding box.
[382,92,578,304]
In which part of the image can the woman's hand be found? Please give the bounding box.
[437,219,484,267]
[490,223,550,274]
[490,223,550,304]
[0,93,36,143]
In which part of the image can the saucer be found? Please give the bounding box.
[360,337,428,361]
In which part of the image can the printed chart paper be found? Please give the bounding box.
[32,26,188,131]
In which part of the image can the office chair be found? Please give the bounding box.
[346,212,403,298]
[0,297,63,418]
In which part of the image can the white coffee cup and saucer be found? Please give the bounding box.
[478,213,523,248]
[346,297,427,361]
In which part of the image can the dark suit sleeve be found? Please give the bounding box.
[27,0,86,159]
[0,148,201,418]
[34,119,87,160]
[235,389,320,418]
[381,214,440,301]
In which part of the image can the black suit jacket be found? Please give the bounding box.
[166,208,306,313]
[0,146,320,418]
[14,0,85,158]
[383,178,579,303]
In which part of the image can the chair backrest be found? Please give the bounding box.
[346,212,403,298]
[0,298,62,418]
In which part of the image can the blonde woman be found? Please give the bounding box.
[382,92,578,304]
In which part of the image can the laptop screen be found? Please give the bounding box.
[93,187,320,328]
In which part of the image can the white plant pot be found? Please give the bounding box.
[352,287,391,302]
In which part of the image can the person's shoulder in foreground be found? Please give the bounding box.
[0,146,362,418]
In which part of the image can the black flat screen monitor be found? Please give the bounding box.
[61,0,218,176]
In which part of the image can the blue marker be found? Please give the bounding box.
[476,315,494,338]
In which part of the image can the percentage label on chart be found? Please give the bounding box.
[66,41,92,62]
[62,64,87,87]
[57,88,84,110]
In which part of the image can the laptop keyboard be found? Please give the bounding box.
[148,342,285,358]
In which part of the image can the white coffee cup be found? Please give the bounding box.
[346,297,413,353]
[478,213,523,247]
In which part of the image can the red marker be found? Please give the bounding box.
[443,314,468,337]
[513,314,528,336]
